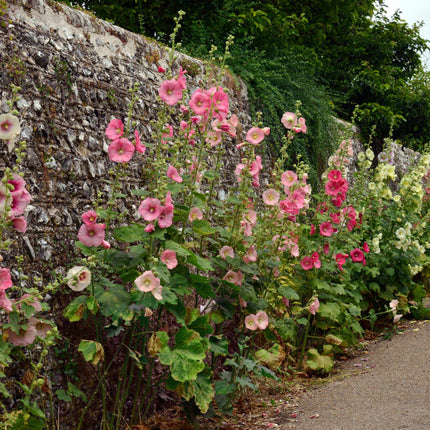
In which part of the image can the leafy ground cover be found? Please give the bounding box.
[1,15,430,429]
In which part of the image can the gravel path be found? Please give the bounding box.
[294,320,430,429]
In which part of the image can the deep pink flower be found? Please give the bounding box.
[323,243,330,255]
[0,268,13,290]
[219,245,234,260]
[330,213,340,224]
[363,242,370,253]
[176,66,187,90]
[189,89,211,115]
[78,223,106,247]
[8,174,26,196]
[82,210,97,225]
[161,124,173,144]
[279,198,299,215]
[158,206,173,228]
[246,127,265,145]
[102,240,111,249]
[108,138,135,163]
[328,169,343,182]
[300,256,313,271]
[189,207,203,222]
[138,198,162,221]
[167,165,183,183]
[158,66,166,73]
[161,250,178,270]
[212,88,229,120]
[144,223,155,233]
[325,180,342,196]
[310,224,316,235]
[350,248,365,264]
[159,79,183,105]
[134,130,146,154]
[105,119,124,140]
[309,297,320,315]
[319,222,334,237]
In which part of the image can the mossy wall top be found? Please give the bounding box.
[0,0,251,280]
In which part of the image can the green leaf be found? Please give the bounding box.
[192,369,215,413]
[189,315,214,337]
[95,283,130,318]
[190,274,214,298]
[254,343,285,370]
[63,295,87,322]
[209,335,229,355]
[306,348,334,373]
[114,224,148,242]
[0,381,10,398]
[164,240,192,257]
[67,382,87,402]
[8,310,21,334]
[0,340,12,367]
[215,378,236,396]
[192,219,216,235]
[275,319,296,341]
[187,253,214,271]
[78,340,104,365]
[56,389,72,402]
[278,286,300,301]
[318,302,342,322]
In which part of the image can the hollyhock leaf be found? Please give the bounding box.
[189,316,214,337]
[0,342,12,367]
[192,220,216,236]
[165,300,186,324]
[159,287,177,305]
[74,241,95,257]
[21,301,38,319]
[192,370,215,414]
[209,335,229,355]
[318,302,342,322]
[63,296,87,322]
[114,224,148,242]
[235,376,257,390]
[297,317,309,327]
[275,319,296,342]
[164,240,192,257]
[67,382,87,402]
[154,262,171,284]
[56,390,72,402]
[190,274,214,299]
[78,340,104,365]
[325,334,343,345]
[187,253,214,272]
[306,348,334,373]
[278,286,300,301]
[255,343,286,371]
[215,379,236,396]
[95,284,130,318]
[169,274,191,295]
[8,311,21,334]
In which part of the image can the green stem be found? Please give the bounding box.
[298,313,312,370]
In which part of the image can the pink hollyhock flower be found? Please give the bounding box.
[167,165,183,183]
[330,213,340,224]
[335,253,349,271]
[255,311,269,330]
[189,89,211,115]
[82,210,97,225]
[12,216,27,233]
[8,174,26,195]
[31,317,53,338]
[279,198,299,215]
[0,113,21,140]
[281,170,298,187]
[325,180,342,196]
[158,206,173,228]
[138,198,162,221]
[135,270,159,292]
[158,66,166,73]
[0,291,12,312]
[262,189,280,206]
[281,112,297,129]
[243,245,258,263]
[78,223,106,247]
[296,117,307,133]
[161,249,178,270]
[319,222,334,237]
[102,240,111,249]
[0,268,13,290]
[189,207,203,222]
[180,104,189,113]
[164,191,173,210]
[309,297,320,315]
[363,242,370,253]
[300,256,313,271]
[108,138,135,163]
[176,66,187,90]
[206,130,222,147]
[350,248,366,265]
[246,127,265,145]
[249,155,262,176]
[311,252,321,269]
[245,314,258,331]
[239,297,247,308]
[328,169,343,182]
[323,243,330,255]
[161,124,173,144]
[66,266,92,291]
[389,299,399,311]
[10,189,31,217]
[262,127,270,136]
[159,79,183,105]
[219,245,234,260]
[105,119,124,140]
[347,219,357,232]
[134,130,146,154]
[310,224,316,235]
[6,325,37,346]
[223,270,243,286]
[18,294,42,313]
[144,223,155,233]
[212,88,229,120]
[332,196,343,207]
[338,177,349,193]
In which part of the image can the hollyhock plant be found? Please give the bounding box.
[189,207,204,222]
[0,268,13,290]
[159,78,183,105]
[243,245,258,263]
[335,253,349,271]
[78,223,106,247]
[161,249,178,270]
[66,266,92,292]
[281,111,297,129]
[134,130,146,154]
[309,297,320,315]
[0,113,21,141]
[300,256,314,271]
[138,198,162,222]
[281,170,298,187]
[108,138,135,163]
[223,270,243,286]
[319,222,334,237]
[105,119,124,140]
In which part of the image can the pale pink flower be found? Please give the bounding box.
[262,127,270,136]
[389,299,399,310]
[12,216,27,233]
[309,297,320,315]
[189,89,211,115]
[134,130,146,154]
[78,223,106,247]
[0,291,12,312]
[219,245,234,260]
[108,138,135,163]
[159,79,183,105]
[135,271,163,300]
[223,270,242,286]
[245,314,258,331]
[243,245,258,263]
[246,127,265,145]
[167,165,183,183]
[161,249,178,270]
[180,104,189,114]
[262,189,280,206]
[281,112,297,129]
[31,317,53,338]
[138,198,162,221]
[281,170,298,187]
[189,207,203,222]
[6,325,36,346]
[0,113,20,141]
[293,117,307,133]
[158,206,173,228]
[393,314,402,323]
[82,210,97,225]
[105,119,124,140]
[66,266,92,291]
[0,268,13,290]
[239,297,247,308]
[206,130,222,146]
[255,311,269,330]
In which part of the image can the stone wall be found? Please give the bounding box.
[1,0,251,280]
